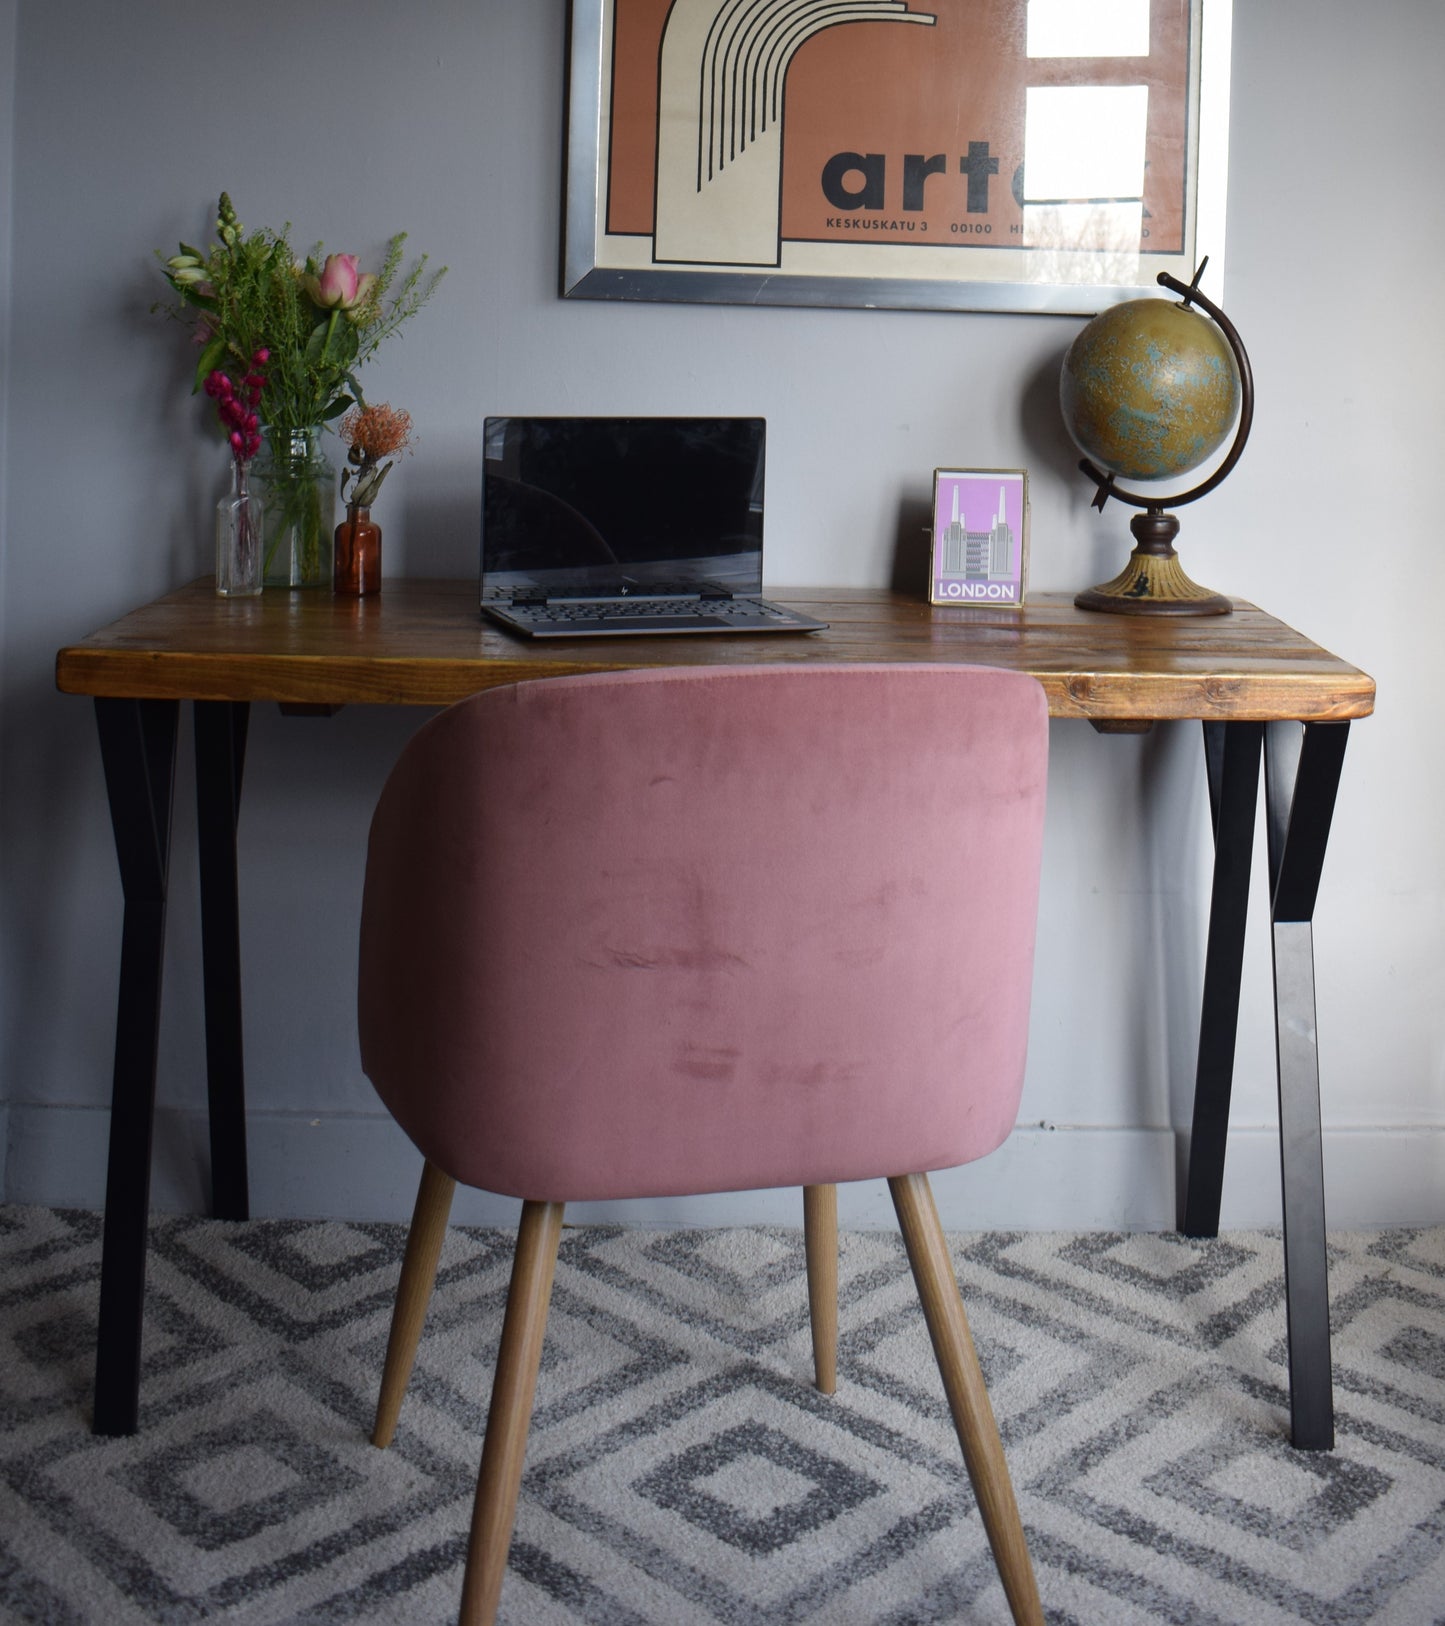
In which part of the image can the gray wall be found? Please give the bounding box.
[1,1,1441,1230]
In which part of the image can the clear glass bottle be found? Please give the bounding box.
[215,459,263,597]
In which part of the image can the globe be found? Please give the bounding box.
[1059,297,1241,484]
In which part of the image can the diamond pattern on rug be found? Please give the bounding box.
[635,1420,881,1553]
[1,1208,1443,1624]
[1144,1417,1393,1551]
[519,1358,986,1626]
[114,1410,367,1548]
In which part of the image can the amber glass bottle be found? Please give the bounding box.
[334,504,381,596]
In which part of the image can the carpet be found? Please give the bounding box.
[1,1206,1442,1624]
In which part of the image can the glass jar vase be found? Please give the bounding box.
[255,426,336,589]
[215,459,262,597]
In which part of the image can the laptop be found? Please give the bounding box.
[480,416,827,637]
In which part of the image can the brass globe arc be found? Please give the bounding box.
[1073,266,1255,617]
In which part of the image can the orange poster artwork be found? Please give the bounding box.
[565,0,1232,314]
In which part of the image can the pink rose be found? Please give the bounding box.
[304,254,377,311]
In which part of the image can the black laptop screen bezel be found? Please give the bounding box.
[481,415,766,601]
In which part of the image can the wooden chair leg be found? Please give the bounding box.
[889,1173,1043,1626]
[373,1158,456,1448]
[459,1199,565,1626]
[803,1183,838,1394]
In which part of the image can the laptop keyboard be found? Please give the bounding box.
[482,591,827,638]
[501,597,800,628]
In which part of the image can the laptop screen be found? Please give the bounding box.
[482,416,766,599]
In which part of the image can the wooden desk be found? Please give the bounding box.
[57,580,1375,1445]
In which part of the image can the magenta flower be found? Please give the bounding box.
[303,253,377,311]
[204,360,267,465]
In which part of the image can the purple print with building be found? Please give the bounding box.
[931,470,1028,606]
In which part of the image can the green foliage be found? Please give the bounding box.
[157,194,446,433]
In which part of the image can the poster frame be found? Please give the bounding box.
[563,0,1232,316]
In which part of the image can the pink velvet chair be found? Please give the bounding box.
[360,665,1049,1626]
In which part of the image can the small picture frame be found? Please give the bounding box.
[930,468,1029,607]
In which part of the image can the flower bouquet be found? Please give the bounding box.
[160,194,443,588]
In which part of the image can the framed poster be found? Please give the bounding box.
[930,469,1029,606]
[564,0,1231,315]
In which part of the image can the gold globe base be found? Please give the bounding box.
[1074,512,1232,617]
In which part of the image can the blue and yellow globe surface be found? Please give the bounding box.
[1059,297,1241,483]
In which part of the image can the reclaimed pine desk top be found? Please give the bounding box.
[55,579,1375,727]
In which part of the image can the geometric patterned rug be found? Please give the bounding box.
[1,1207,1442,1625]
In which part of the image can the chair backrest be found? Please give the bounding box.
[359,665,1048,1202]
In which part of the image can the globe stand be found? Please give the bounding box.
[1074,509,1232,616]
[1070,263,1253,618]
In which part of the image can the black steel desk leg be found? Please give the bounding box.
[1265,720,1349,1451]
[1183,720,1263,1238]
[195,701,251,1221]
[92,697,179,1436]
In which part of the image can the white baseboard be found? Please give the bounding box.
[4,1104,1441,1230]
